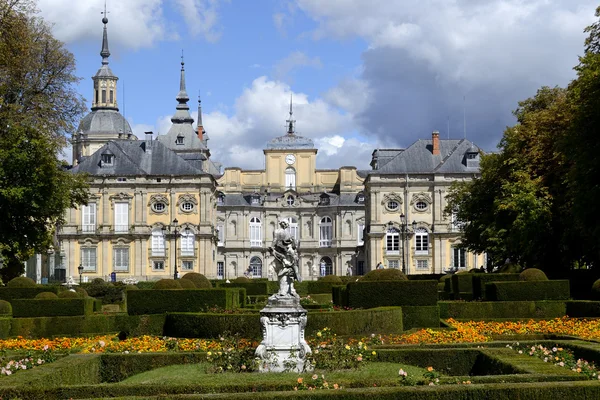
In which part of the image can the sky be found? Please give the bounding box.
[37,0,598,170]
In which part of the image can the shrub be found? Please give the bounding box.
[233,276,251,283]
[91,278,106,286]
[0,300,12,315]
[438,300,566,319]
[75,287,88,297]
[520,268,548,281]
[58,290,81,298]
[347,281,438,308]
[86,281,124,304]
[125,285,139,291]
[178,279,196,289]
[472,273,521,300]
[360,269,407,281]
[486,280,569,301]
[593,279,600,300]
[7,276,36,288]
[320,275,343,283]
[127,289,241,315]
[153,279,182,290]
[35,292,58,300]
[218,281,268,296]
[11,298,95,317]
[181,272,212,288]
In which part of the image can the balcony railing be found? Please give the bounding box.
[114,224,129,233]
[81,224,96,233]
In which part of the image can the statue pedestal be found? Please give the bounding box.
[255,295,312,373]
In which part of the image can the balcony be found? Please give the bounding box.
[114,224,129,233]
[81,224,96,233]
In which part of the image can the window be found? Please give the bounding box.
[109,89,114,104]
[357,223,365,245]
[416,259,429,270]
[387,201,399,211]
[283,217,299,241]
[250,256,262,277]
[95,90,99,104]
[102,89,106,103]
[101,154,114,166]
[217,193,225,205]
[320,257,333,275]
[250,217,262,247]
[251,195,260,205]
[451,211,463,232]
[82,203,96,232]
[453,247,466,270]
[386,227,400,254]
[415,201,428,211]
[181,202,194,212]
[357,193,365,203]
[180,230,194,256]
[319,195,330,206]
[182,261,193,271]
[217,262,224,279]
[357,261,365,276]
[81,248,96,272]
[287,195,295,206]
[285,167,296,189]
[388,260,399,269]
[319,216,332,247]
[415,228,429,255]
[114,248,129,271]
[176,136,184,145]
[114,202,128,232]
[153,261,164,270]
[151,229,165,256]
[152,202,166,213]
[116,177,127,182]
[217,223,224,246]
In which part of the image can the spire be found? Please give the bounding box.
[286,93,295,135]
[197,90,205,141]
[171,52,194,125]
[100,1,110,65]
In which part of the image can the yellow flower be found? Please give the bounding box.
[297,377,303,384]
[317,332,322,337]
[427,366,434,372]
[372,351,376,356]
[345,345,350,350]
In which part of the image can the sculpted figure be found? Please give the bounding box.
[268,220,301,297]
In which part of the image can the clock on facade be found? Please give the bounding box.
[285,154,296,165]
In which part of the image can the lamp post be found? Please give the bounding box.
[77,264,84,284]
[162,219,193,280]
[399,214,417,274]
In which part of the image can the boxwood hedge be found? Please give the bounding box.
[127,289,243,315]
[216,281,268,296]
[439,301,566,320]
[472,273,520,299]
[347,280,438,308]
[11,298,94,318]
[565,301,600,317]
[0,287,60,301]
[401,306,440,330]
[485,280,570,301]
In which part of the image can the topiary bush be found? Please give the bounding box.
[360,268,408,282]
[91,278,107,286]
[35,292,58,300]
[7,276,36,288]
[320,275,343,283]
[233,276,251,283]
[178,279,196,289]
[75,287,88,297]
[153,279,182,290]
[125,285,139,291]
[181,272,212,288]
[0,300,12,315]
[519,268,548,281]
[58,290,81,298]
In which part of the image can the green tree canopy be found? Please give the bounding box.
[0,0,88,281]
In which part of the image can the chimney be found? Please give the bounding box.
[144,131,153,154]
[432,130,440,155]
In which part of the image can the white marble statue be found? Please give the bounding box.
[268,220,301,298]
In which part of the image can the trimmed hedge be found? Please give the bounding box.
[307,280,343,294]
[565,301,600,317]
[347,280,438,308]
[8,314,166,338]
[0,317,10,338]
[165,307,403,338]
[0,287,59,301]
[451,273,474,299]
[439,301,566,320]
[0,299,12,314]
[11,298,94,318]
[401,306,440,330]
[180,272,212,288]
[217,281,268,296]
[309,293,332,304]
[7,276,36,288]
[332,285,348,307]
[473,273,520,299]
[100,352,206,383]
[127,289,242,315]
[485,280,570,301]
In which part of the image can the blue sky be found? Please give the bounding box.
[38,0,597,170]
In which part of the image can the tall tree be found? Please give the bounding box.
[0,0,88,281]
[446,86,574,271]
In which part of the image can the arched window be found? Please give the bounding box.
[250,256,262,277]
[386,227,400,254]
[250,217,262,247]
[415,227,429,254]
[283,216,299,241]
[319,216,332,247]
[180,229,194,256]
[151,228,165,256]
[285,167,296,189]
[320,256,333,276]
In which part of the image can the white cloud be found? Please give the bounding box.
[37,0,224,49]
[273,51,322,82]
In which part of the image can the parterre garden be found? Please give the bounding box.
[2,269,600,399]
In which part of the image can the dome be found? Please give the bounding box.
[266,132,314,150]
[78,109,133,136]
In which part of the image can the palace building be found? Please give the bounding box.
[44,15,485,283]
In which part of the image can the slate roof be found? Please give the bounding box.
[266,132,314,150]
[72,139,204,176]
[78,109,133,136]
[217,191,364,207]
[372,138,481,174]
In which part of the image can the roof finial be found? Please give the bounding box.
[179,49,186,92]
[100,1,110,64]
[286,93,295,135]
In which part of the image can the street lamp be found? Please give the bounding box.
[162,219,193,280]
[399,214,417,274]
[77,264,84,284]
